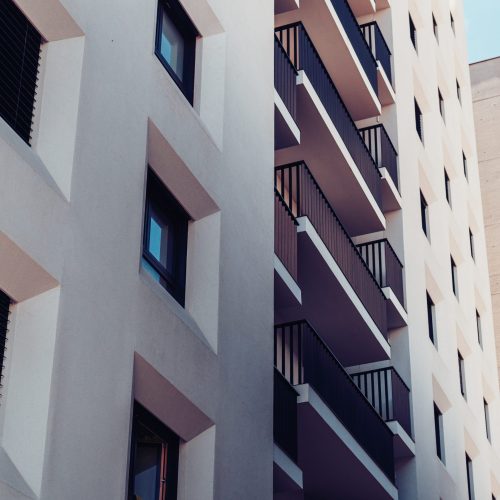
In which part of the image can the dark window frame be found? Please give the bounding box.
[434,403,444,462]
[433,14,439,41]
[421,191,429,238]
[463,152,468,180]
[451,12,456,35]
[445,169,452,206]
[409,14,417,51]
[143,169,190,307]
[128,402,180,500]
[476,310,482,348]
[458,351,466,399]
[484,398,491,442]
[155,0,199,104]
[469,229,475,261]
[451,256,458,298]
[457,80,462,104]
[427,292,436,345]
[466,454,474,500]
[438,89,445,121]
[415,99,424,142]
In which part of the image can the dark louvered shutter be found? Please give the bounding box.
[0,291,11,398]
[0,0,42,144]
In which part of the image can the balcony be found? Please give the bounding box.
[275,321,397,499]
[275,0,380,119]
[359,124,400,211]
[275,36,300,149]
[275,190,301,307]
[275,23,384,235]
[361,22,395,105]
[351,366,414,457]
[356,239,407,328]
[275,162,389,364]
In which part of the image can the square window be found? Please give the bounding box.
[143,169,189,306]
[155,0,199,103]
[128,403,180,500]
[0,0,43,144]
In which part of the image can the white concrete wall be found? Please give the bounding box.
[0,0,275,499]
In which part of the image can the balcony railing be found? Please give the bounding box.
[330,0,378,93]
[356,239,404,308]
[274,368,299,462]
[361,22,393,86]
[275,321,395,482]
[275,162,387,337]
[275,35,298,121]
[359,124,399,191]
[275,23,382,208]
[351,367,412,439]
[275,189,299,282]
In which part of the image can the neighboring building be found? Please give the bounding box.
[0,0,274,499]
[273,0,500,499]
[0,0,499,499]
[471,56,500,387]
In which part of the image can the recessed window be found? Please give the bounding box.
[415,99,423,142]
[458,351,466,399]
[469,229,475,261]
[433,14,438,41]
[155,0,199,103]
[445,170,452,206]
[434,403,445,462]
[427,292,436,345]
[421,191,429,238]
[463,152,468,180]
[143,169,190,306]
[484,399,491,442]
[451,13,456,35]
[439,89,445,121]
[476,310,482,348]
[0,290,11,397]
[457,80,462,104]
[0,0,43,144]
[409,14,417,51]
[451,256,458,298]
[466,454,474,500]
[128,403,180,500]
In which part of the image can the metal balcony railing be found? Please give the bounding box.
[275,321,395,482]
[351,367,412,439]
[275,23,382,209]
[274,368,299,462]
[357,239,405,308]
[359,124,399,191]
[275,189,299,282]
[361,22,393,86]
[330,0,378,93]
[275,35,298,121]
[275,162,388,337]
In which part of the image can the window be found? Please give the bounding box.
[457,80,462,104]
[155,0,199,103]
[451,256,458,298]
[415,99,423,142]
[434,404,444,462]
[409,14,417,51]
[433,14,438,41]
[476,310,483,348]
[0,291,11,396]
[128,403,180,500]
[0,0,43,144]
[458,351,466,399]
[451,13,456,34]
[427,293,436,344]
[469,229,475,261]
[484,399,491,442]
[421,192,429,238]
[463,152,468,180]
[143,169,190,306]
[445,170,452,206]
[438,90,445,121]
[466,454,474,500]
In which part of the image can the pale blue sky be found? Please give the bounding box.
[464,0,500,62]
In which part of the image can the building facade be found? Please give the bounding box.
[273,0,500,499]
[471,57,500,388]
[0,0,499,499]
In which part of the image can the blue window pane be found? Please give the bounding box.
[149,216,163,262]
[134,444,161,500]
[161,11,185,81]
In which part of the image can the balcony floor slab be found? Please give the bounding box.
[383,287,408,329]
[274,445,304,494]
[378,64,396,106]
[275,91,301,150]
[387,421,415,459]
[296,384,397,500]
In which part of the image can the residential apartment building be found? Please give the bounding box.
[273,0,500,499]
[0,0,499,500]
[471,57,500,387]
